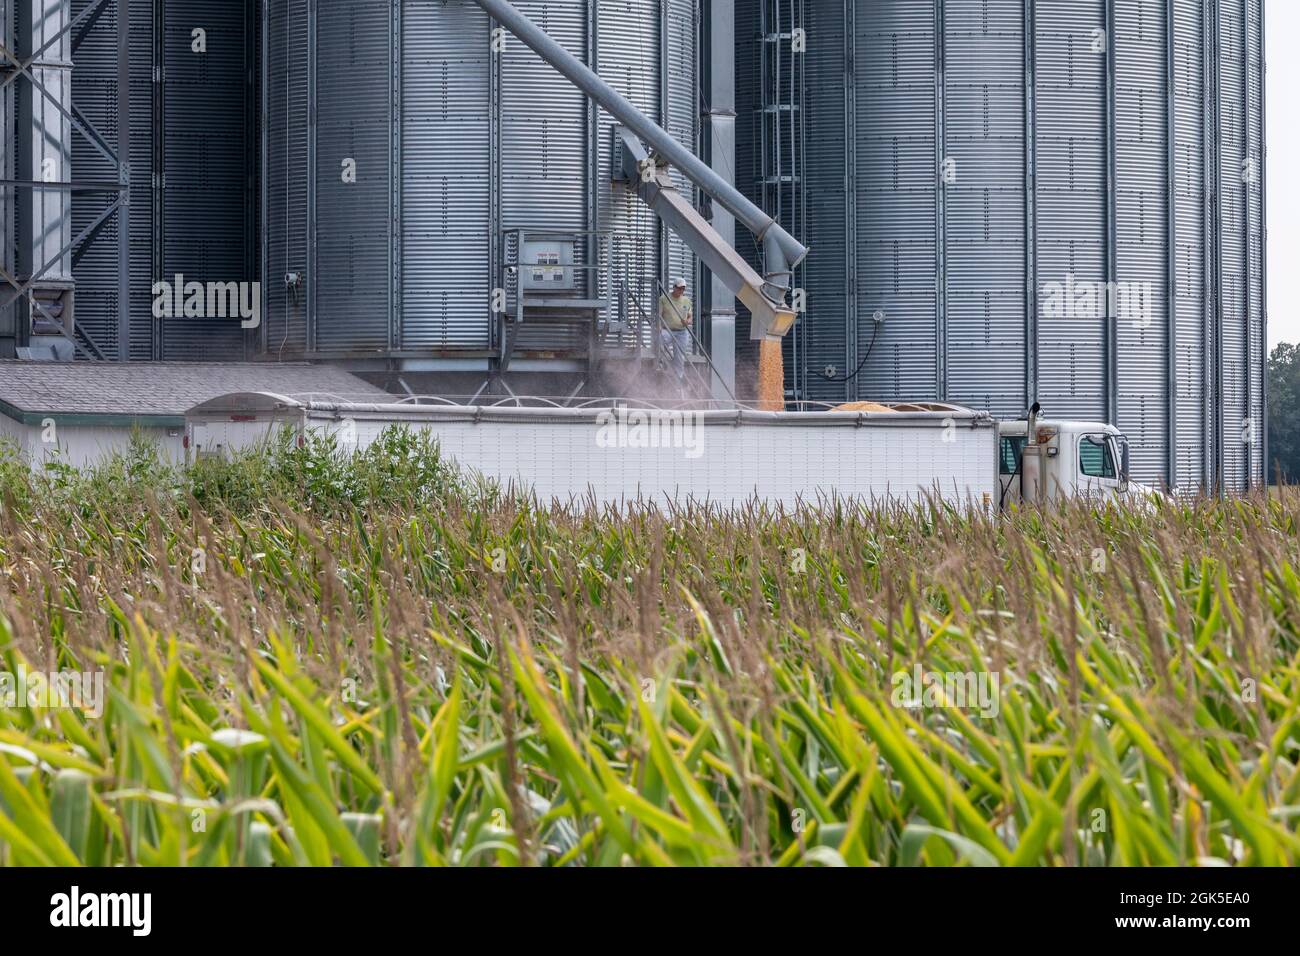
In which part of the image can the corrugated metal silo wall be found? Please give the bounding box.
[316,0,391,353]
[801,1,849,405]
[858,1,939,405]
[161,1,257,360]
[598,0,661,339]
[1230,0,1265,491]
[1,1,8,345]
[402,0,491,350]
[943,1,1026,420]
[665,0,700,306]
[1034,1,1108,428]
[265,0,697,361]
[1247,0,1265,490]
[264,0,308,356]
[1113,0,1170,483]
[502,0,588,353]
[733,1,759,398]
[1173,0,1207,489]
[68,0,152,359]
[69,0,255,361]
[736,0,1265,490]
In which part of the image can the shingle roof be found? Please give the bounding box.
[0,361,392,422]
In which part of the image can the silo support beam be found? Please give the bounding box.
[469,0,808,320]
[9,0,75,356]
[0,0,109,90]
[2,0,132,361]
[3,179,118,350]
[0,193,120,312]
[3,24,115,172]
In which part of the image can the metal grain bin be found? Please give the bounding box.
[262,0,699,370]
[736,0,1266,492]
[65,0,256,362]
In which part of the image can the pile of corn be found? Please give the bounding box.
[834,401,894,413]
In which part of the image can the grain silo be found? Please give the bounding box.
[735,0,1267,492]
[262,0,699,389]
[0,0,1269,494]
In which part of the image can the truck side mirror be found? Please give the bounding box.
[1120,440,1131,490]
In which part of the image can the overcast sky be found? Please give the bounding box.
[1268,0,1294,347]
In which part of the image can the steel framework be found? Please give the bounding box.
[0,0,130,360]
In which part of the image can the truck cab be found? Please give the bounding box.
[998,417,1140,506]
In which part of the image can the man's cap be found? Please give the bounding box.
[672,277,687,289]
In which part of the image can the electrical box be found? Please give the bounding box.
[521,239,575,292]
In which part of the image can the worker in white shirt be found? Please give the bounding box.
[658,277,693,386]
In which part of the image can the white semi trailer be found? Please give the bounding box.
[184,393,1144,510]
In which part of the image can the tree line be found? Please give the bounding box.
[1269,343,1300,485]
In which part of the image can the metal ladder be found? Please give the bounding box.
[756,0,806,397]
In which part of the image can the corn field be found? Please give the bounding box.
[0,430,1297,867]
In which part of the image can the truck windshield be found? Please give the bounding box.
[1079,435,1117,479]
[1000,436,1026,475]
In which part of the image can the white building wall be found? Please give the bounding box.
[0,416,31,459]
[0,416,184,470]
